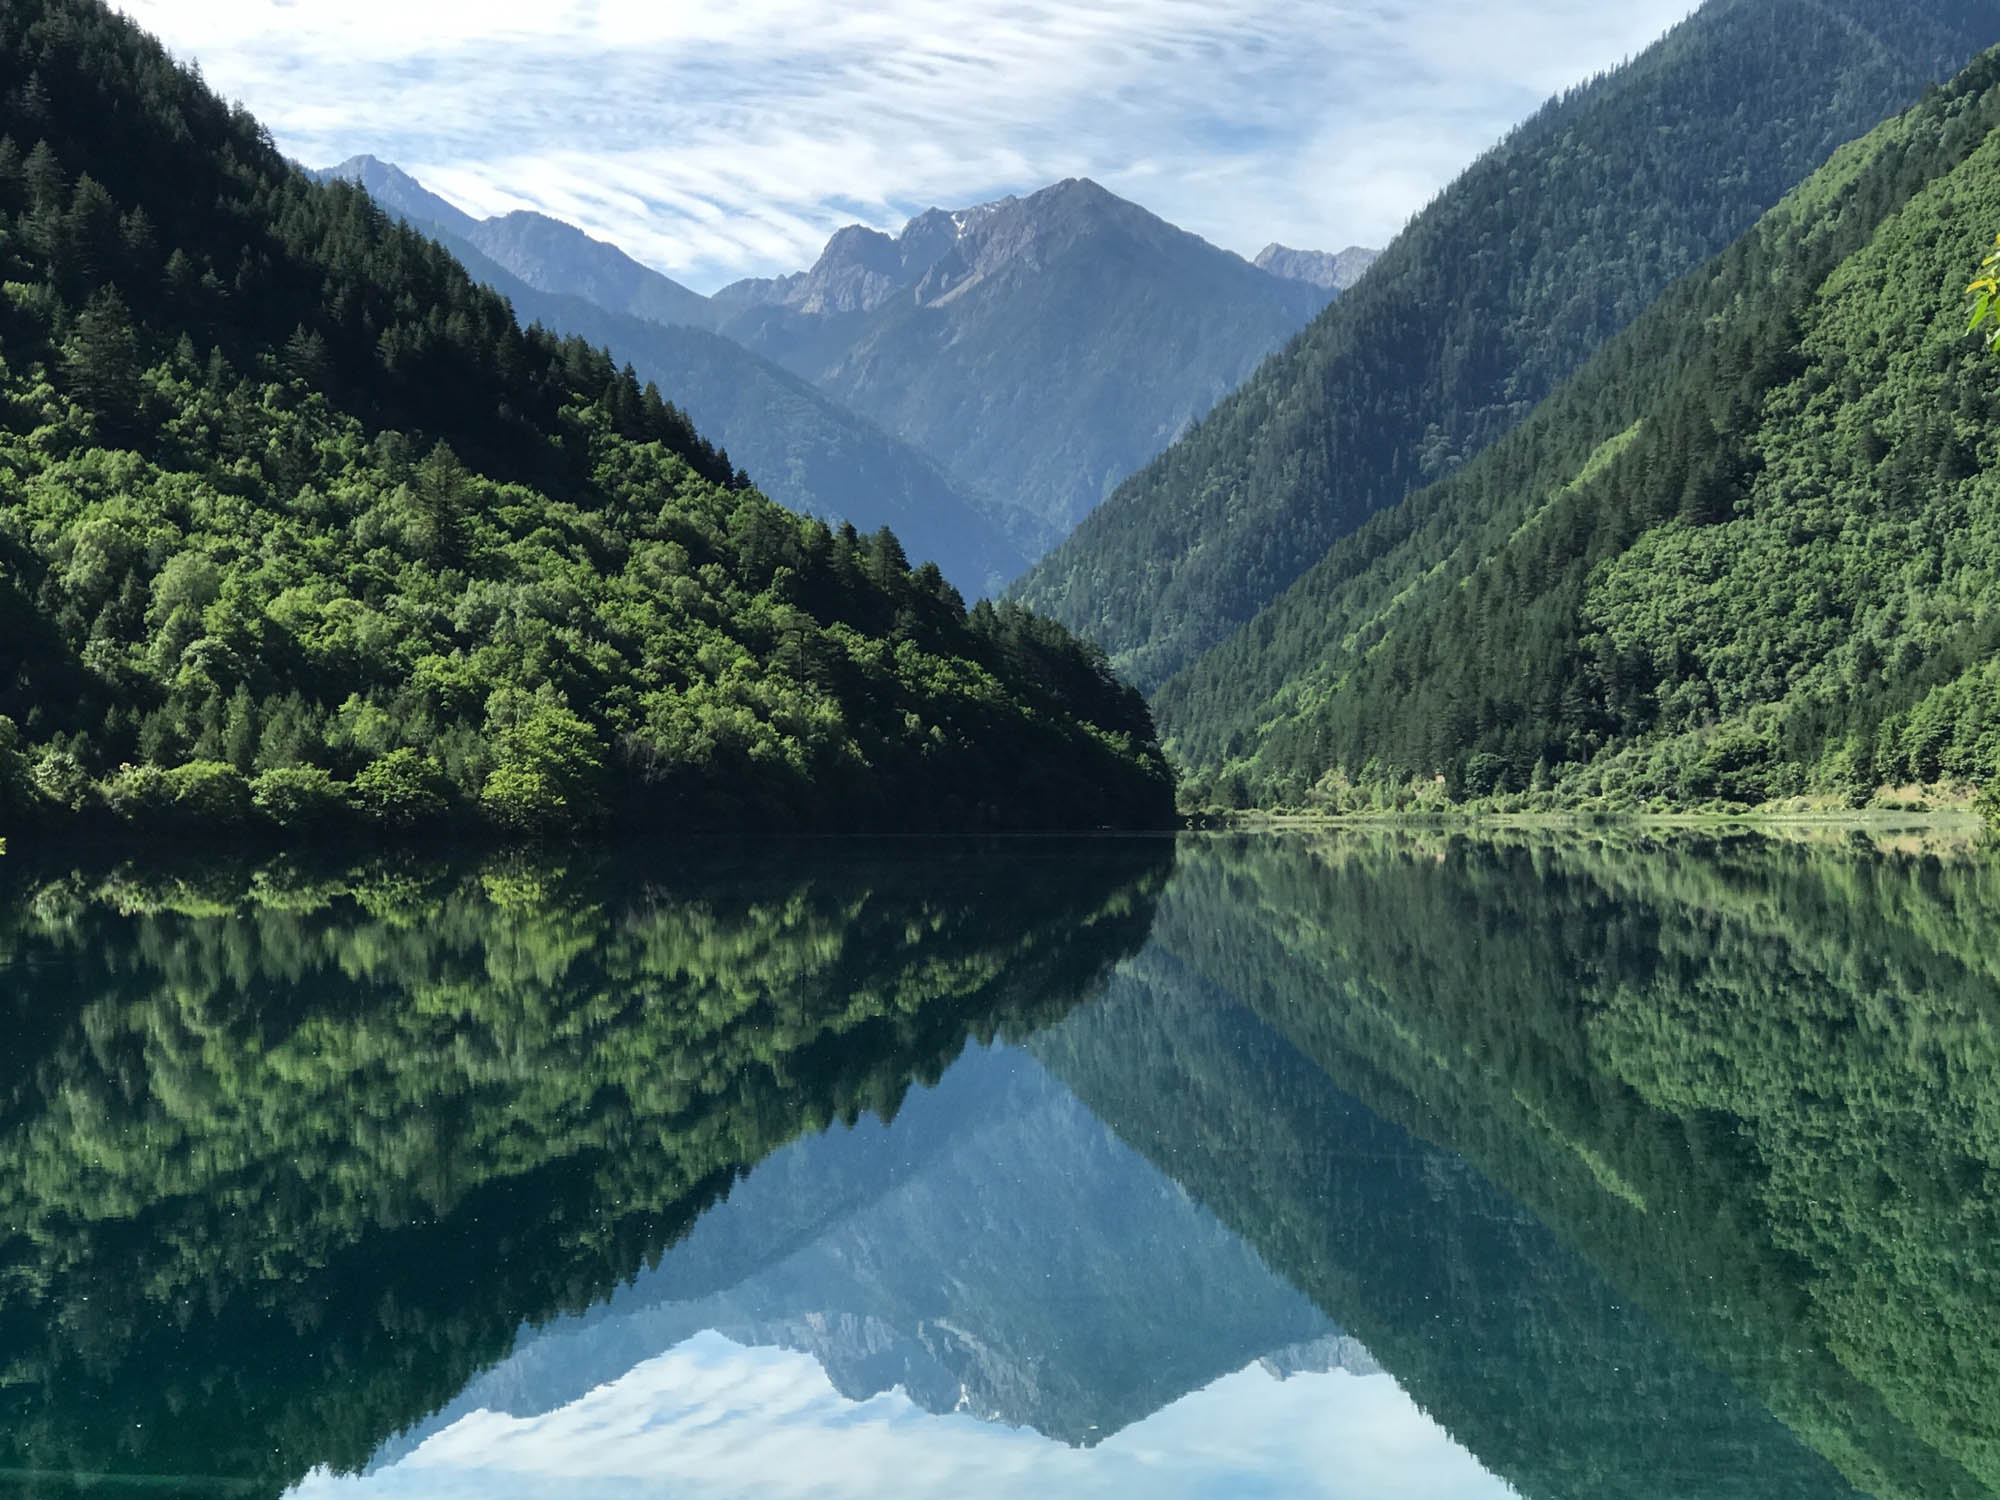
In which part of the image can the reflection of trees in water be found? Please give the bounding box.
[0,841,1171,1498]
[1133,831,2000,1500]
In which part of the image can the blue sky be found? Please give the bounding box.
[118,0,1694,293]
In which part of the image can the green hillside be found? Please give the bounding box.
[1158,47,2000,812]
[1012,0,2000,692]
[0,0,1171,840]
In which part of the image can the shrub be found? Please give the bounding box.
[252,765,349,830]
[352,749,451,830]
[480,705,609,834]
[0,716,29,825]
[30,749,97,813]
[104,763,177,825]
[165,760,254,828]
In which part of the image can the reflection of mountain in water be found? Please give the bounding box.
[1120,830,2000,1500]
[380,1041,1345,1458]
[0,842,1171,1499]
[1034,943,1866,1500]
[9,830,1991,1500]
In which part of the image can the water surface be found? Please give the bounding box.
[1,830,1995,1498]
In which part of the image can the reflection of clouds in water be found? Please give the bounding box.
[289,1331,1514,1499]
[119,0,1692,291]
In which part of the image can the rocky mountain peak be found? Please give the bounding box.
[1252,242,1380,292]
[317,155,477,235]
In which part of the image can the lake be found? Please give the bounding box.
[1,828,1994,1499]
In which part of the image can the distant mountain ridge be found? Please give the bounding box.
[316,159,1351,573]
[322,156,713,328]
[714,177,1335,541]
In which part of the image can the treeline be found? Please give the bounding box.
[1012,0,2000,692]
[0,0,1173,840]
[0,840,1171,1496]
[1161,48,2000,817]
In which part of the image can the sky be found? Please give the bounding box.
[117,0,1696,294]
[289,1331,1519,1500]
[115,0,1695,295]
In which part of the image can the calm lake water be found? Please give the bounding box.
[2,829,1995,1499]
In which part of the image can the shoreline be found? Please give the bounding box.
[1193,807,1990,835]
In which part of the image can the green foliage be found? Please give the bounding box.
[479,699,608,833]
[0,840,1169,1494]
[1013,0,2000,690]
[250,763,347,828]
[350,748,451,829]
[163,758,252,825]
[0,715,27,828]
[1967,230,2000,352]
[0,0,1173,837]
[1157,47,2000,811]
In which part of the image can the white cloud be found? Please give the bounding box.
[117,0,1695,290]
[288,1331,1518,1499]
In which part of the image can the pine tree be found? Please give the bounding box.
[60,285,139,430]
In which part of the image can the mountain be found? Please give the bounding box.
[317,158,1028,596]
[0,0,1172,840]
[320,157,715,332]
[1011,0,2000,691]
[1158,44,2000,812]
[712,179,1333,544]
[1253,243,1378,291]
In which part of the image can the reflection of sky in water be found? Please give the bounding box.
[291,1330,1516,1500]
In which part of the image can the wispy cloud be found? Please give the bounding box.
[120,0,1695,290]
[289,1331,1516,1499]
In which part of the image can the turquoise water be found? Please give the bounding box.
[1,831,1994,1498]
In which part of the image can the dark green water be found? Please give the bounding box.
[0,830,1995,1498]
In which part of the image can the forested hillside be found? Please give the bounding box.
[0,0,1172,838]
[1013,0,2000,691]
[1160,47,2000,813]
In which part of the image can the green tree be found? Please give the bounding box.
[352,750,451,830]
[1967,232,2000,354]
[252,765,349,830]
[481,702,610,834]
[59,284,139,427]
